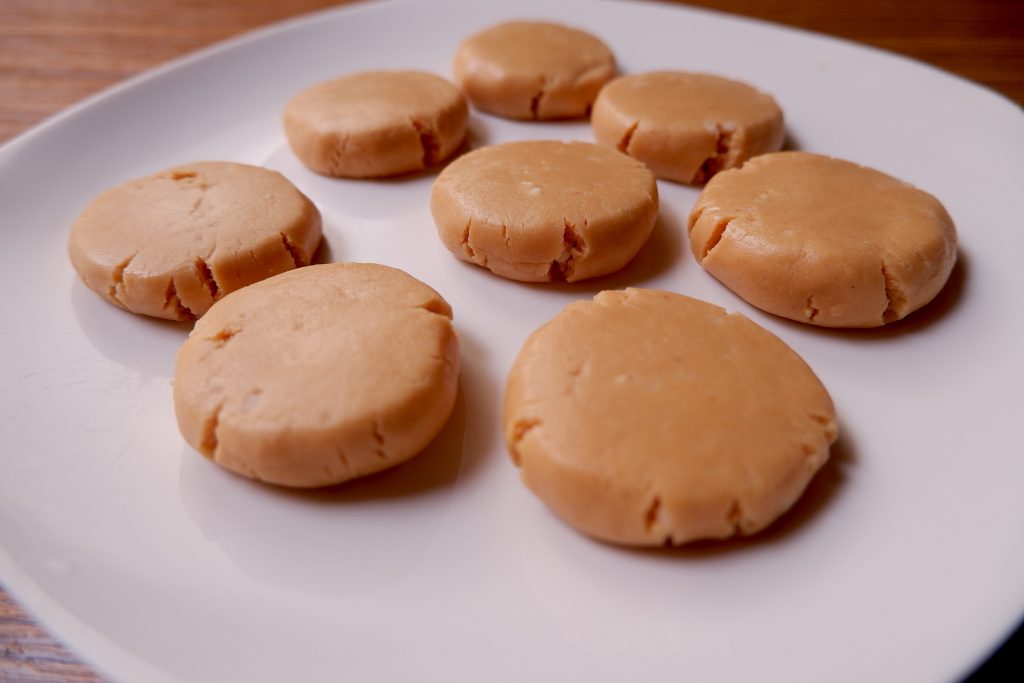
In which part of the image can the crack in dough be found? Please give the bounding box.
[281,233,307,269]
[809,413,839,442]
[71,161,322,321]
[432,141,656,283]
[163,278,195,320]
[529,85,545,120]
[371,421,388,459]
[107,253,137,306]
[691,123,736,184]
[328,134,350,176]
[410,117,440,167]
[207,326,239,347]
[687,205,706,235]
[335,447,350,471]
[460,219,475,259]
[881,260,907,323]
[194,256,219,299]
[643,495,662,534]
[508,418,541,466]
[700,216,734,261]
[618,120,639,154]
[200,403,224,459]
[548,219,588,282]
[805,296,819,322]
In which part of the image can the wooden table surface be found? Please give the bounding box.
[1,0,1021,680]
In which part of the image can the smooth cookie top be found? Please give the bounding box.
[453,21,615,120]
[68,161,321,320]
[174,263,460,488]
[689,151,958,327]
[592,71,785,184]
[283,70,468,177]
[431,140,658,282]
[504,288,838,546]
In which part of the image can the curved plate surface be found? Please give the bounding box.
[1,1,1022,681]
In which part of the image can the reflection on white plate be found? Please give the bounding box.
[177,386,469,600]
[1,1,1022,682]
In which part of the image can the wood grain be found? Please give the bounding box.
[0,589,101,682]
[0,0,1021,143]
[0,0,1021,680]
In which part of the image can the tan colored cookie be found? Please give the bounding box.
[431,140,658,282]
[453,21,615,120]
[68,161,321,321]
[591,71,784,184]
[689,151,958,327]
[174,263,460,488]
[283,70,468,178]
[504,288,837,546]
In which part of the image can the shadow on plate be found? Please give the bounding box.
[70,230,352,377]
[311,226,339,265]
[216,383,469,504]
[263,118,488,223]
[179,320,504,500]
[611,424,857,561]
[177,385,473,598]
[511,201,687,295]
[440,326,500,484]
[770,249,970,342]
[782,129,803,152]
[368,116,489,182]
[70,277,191,378]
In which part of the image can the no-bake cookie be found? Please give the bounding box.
[688,151,958,327]
[592,71,784,184]
[283,70,468,178]
[504,288,837,546]
[431,140,658,282]
[68,161,321,321]
[453,21,615,120]
[174,263,460,488]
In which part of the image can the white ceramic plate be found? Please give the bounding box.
[2,1,1022,681]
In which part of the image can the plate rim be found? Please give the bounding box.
[1,1,1022,682]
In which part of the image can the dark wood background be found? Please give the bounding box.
[1,0,1021,680]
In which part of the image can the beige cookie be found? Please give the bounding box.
[689,151,958,327]
[174,263,460,488]
[283,70,468,178]
[431,140,658,282]
[68,161,321,321]
[504,288,837,546]
[453,21,615,120]
[591,71,785,184]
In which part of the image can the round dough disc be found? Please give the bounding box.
[431,140,658,282]
[504,288,838,546]
[591,71,785,184]
[283,70,468,178]
[453,21,615,120]
[174,263,460,488]
[68,161,322,321]
[688,151,958,327]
